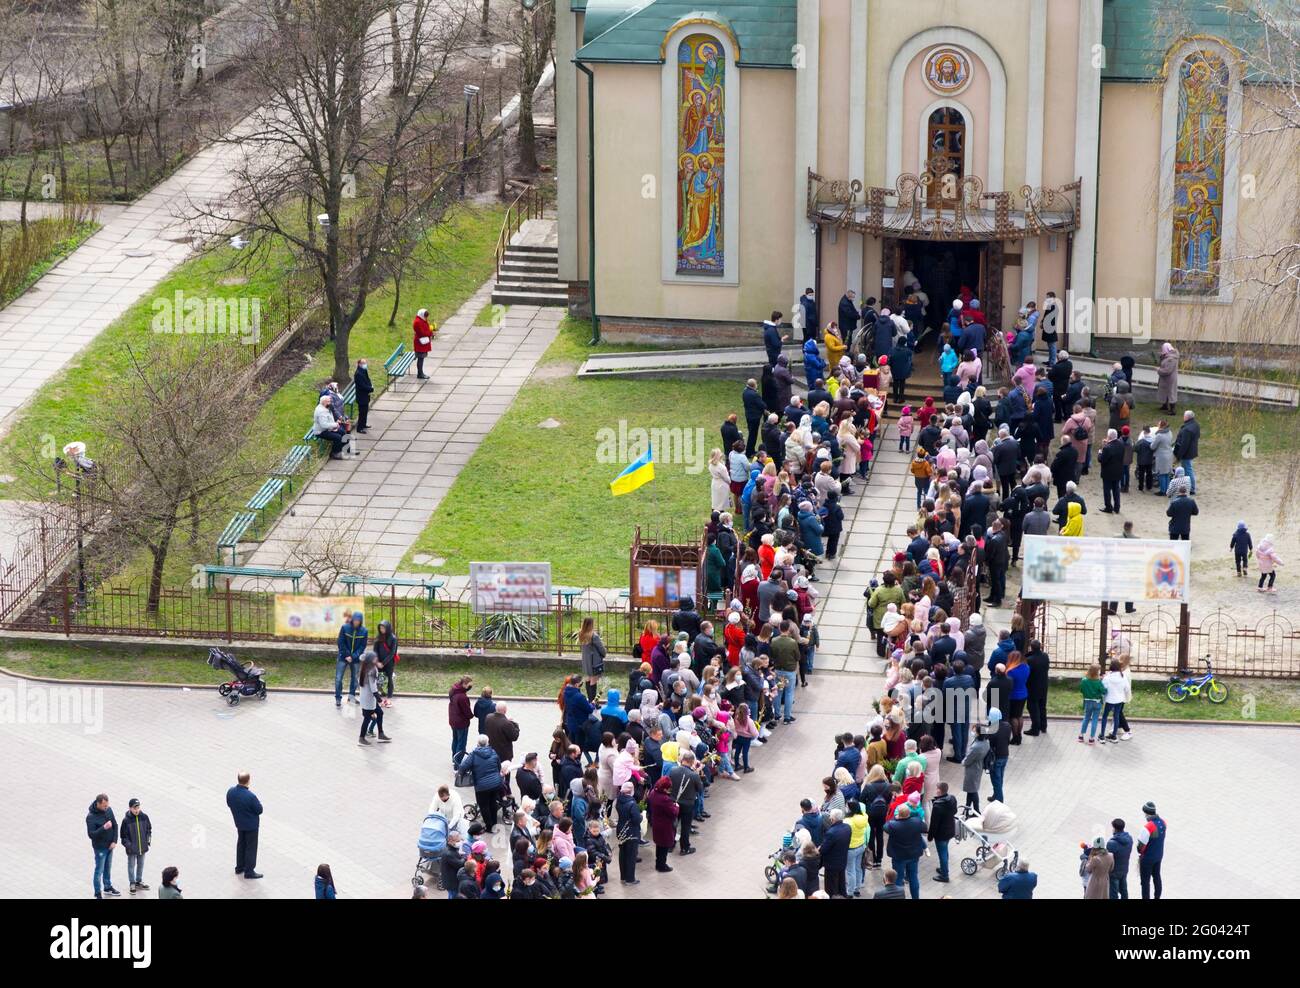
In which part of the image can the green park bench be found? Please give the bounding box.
[203,564,306,593]
[245,477,287,531]
[273,445,313,492]
[216,512,258,565]
[339,380,357,417]
[385,343,416,389]
[339,574,446,601]
[554,586,583,608]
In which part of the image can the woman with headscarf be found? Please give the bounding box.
[1156,342,1180,413]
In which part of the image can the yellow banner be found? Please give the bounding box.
[274,595,364,638]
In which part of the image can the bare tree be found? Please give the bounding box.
[503,0,553,177]
[192,0,474,385]
[63,342,273,612]
[283,517,369,594]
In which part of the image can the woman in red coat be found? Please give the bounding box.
[412,308,434,379]
[647,776,680,873]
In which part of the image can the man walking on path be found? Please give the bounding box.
[86,793,121,899]
[226,772,264,879]
[121,798,153,894]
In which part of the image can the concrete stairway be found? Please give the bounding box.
[492,218,565,307]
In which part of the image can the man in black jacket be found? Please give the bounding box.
[440,832,467,898]
[1167,493,1199,541]
[985,664,1014,721]
[671,597,703,640]
[1173,410,1201,495]
[1050,439,1078,498]
[669,752,702,854]
[763,312,787,366]
[838,289,859,349]
[1052,482,1087,530]
[992,430,1021,499]
[1024,640,1051,736]
[120,798,153,894]
[761,414,784,461]
[515,753,544,802]
[742,379,766,456]
[983,520,1010,607]
[86,793,121,899]
[1098,428,1125,512]
[1048,351,1073,421]
[928,783,959,883]
[960,485,989,541]
[226,772,264,879]
[806,380,833,412]
[615,783,643,884]
[721,413,743,454]
[354,357,374,432]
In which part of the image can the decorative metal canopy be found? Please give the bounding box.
[807,155,1082,242]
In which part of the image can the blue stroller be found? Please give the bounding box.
[413,811,450,889]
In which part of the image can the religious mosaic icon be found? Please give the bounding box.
[1170,49,1229,296]
[676,35,725,275]
[922,46,971,96]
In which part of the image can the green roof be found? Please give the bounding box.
[577,0,796,68]
[1101,0,1277,82]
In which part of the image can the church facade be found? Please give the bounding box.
[555,0,1300,349]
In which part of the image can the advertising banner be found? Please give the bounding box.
[470,562,552,613]
[274,595,364,638]
[1021,535,1191,604]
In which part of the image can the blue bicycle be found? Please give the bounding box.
[1166,657,1229,705]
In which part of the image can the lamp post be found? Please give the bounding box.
[460,84,481,197]
[55,441,94,610]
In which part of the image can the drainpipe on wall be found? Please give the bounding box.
[574,59,599,344]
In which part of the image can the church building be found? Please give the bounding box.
[554,0,1300,351]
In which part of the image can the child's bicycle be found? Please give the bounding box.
[1166,657,1228,704]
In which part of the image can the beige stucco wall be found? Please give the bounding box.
[588,63,796,321]
[900,47,991,181]
[1097,81,1300,345]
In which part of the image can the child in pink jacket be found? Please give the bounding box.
[897,406,914,452]
[1256,536,1283,593]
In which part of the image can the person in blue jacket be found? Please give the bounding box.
[795,798,825,845]
[335,611,367,706]
[226,772,263,879]
[802,338,825,389]
[1229,521,1253,576]
[998,859,1038,898]
[1107,819,1133,899]
[562,678,596,745]
[464,737,504,831]
[763,312,787,366]
[314,864,337,899]
[797,500,824,559]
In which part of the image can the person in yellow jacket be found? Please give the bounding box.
[1061,500,1085,537]
[845,800,871,896]
[824,323,847,368]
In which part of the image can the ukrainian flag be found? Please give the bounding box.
[610,444,655,496]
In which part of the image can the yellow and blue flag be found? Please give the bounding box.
[610,444,655,496]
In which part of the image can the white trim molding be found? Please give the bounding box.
[917,98,975,180]
[1154,37,1243,304]
[660,21,741,285]
[1021,0,1048,304]
[1070,0,1103,350]
[845,0,867,296]
[887,27,1006,191]
[791,0,820,297]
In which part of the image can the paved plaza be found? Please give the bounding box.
[6,667,1295,899]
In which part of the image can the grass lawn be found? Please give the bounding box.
[1044,674,1300,723]
[400,316,737,586]
[0,142,185,202]
[0,639,571,698]
[0,218,100,309]
[1190,404,1296,465]
[0,204,505,593]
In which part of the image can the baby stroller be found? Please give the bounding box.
[957,804,1020,879]
[206,646,268,706]
[413,811,449,889]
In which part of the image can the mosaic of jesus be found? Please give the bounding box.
[677,35,725,274]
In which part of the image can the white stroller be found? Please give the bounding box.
[957,802,1020,879]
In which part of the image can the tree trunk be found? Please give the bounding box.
[389,6,403,92]
[146,521,176,614]
[517,85,538,175]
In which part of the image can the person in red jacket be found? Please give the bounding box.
[448,676,473,767]
[413,308,435,379]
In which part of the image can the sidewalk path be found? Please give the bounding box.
[243,285,563,576]
[0,144,251,432]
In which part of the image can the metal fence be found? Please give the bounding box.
[2,576,688,657]
[1037,603,1300,679]
[0,515,81,624]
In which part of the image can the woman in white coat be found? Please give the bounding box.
[708,448,731,513]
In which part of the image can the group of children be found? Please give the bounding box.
[1230,522,1283,592]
